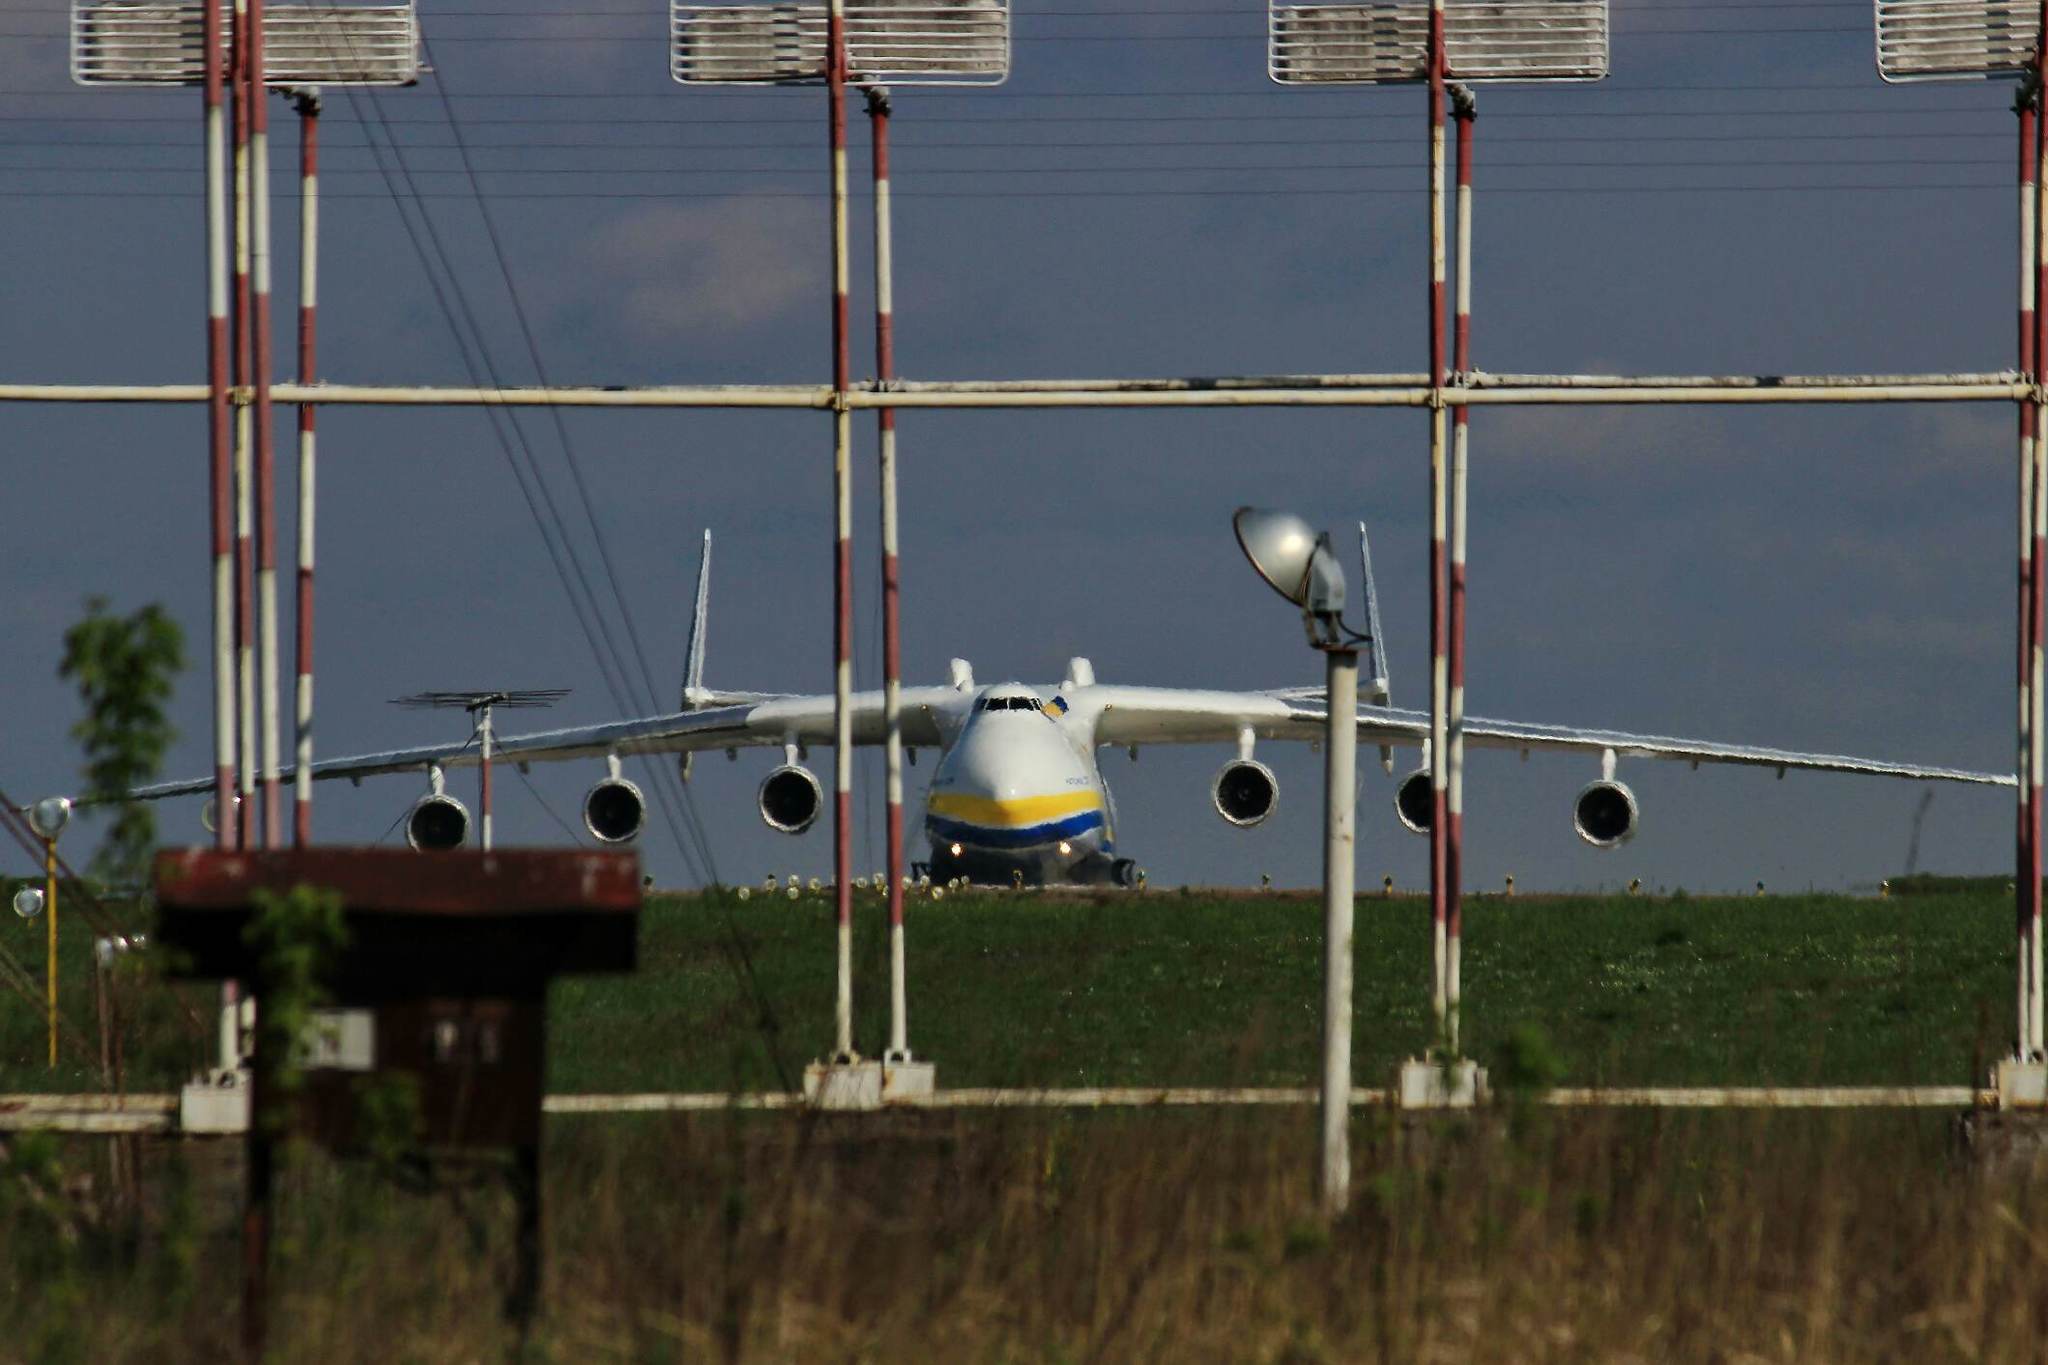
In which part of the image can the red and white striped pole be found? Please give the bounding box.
[231,0,255,850]
[203,0,235,851]
[249,0,281,849]
[2023,18,2039,1055]
[1426,0,1449,1046]
[1446,85,1474,1057]
[292,90,318,847]
[2017,89,2035,1061]
[828,0,857,1062]
[867,85,911,1063]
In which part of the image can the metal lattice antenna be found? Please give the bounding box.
[391,688,570,713]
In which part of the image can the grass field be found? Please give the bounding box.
[3,884,2046,1361]
[0,885,2024,1094]
[8,1104,2048,1361]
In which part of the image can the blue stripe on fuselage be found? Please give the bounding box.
[925,808,1107,850]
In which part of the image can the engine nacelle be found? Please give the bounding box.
[583,776,646,844]
[758,764,824,835]
[1573,779,1639,848]
[406,793,470,852]
[1211,759,1279,828]
[1394,768,1433,835]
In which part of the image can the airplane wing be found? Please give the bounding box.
[1078,685,2013,787]
[128,685,964,801]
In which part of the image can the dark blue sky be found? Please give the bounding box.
[0,0,2029,891]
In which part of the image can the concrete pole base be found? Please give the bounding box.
[1395,1057,1488,1109]
[802,1058,937,1110]
[1994,1058,2048,1109]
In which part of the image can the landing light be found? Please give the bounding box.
[950,842,963,857]
[1058,841,1072,856]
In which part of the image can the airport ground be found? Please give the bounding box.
[0,879,2024,1094]
[2,882,2045,1359]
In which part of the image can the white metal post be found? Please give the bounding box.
[868,85,911,1062]
[232,0,256,848]
[250,0,280,849]
[1319,646,1358,1215]
[293,90,319,846]
[204,0,236,852]
[1426,0,1449,1046]
[1446,86,1473,1057]
[829,0,856,1063]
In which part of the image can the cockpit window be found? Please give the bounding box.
[978,695,1047,712]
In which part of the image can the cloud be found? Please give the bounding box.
[571,200,822,343]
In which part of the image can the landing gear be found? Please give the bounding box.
[1112,858,1144,889]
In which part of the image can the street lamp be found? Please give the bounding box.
[1265,0,1610,1070]
[27,796,69,1069]
[1233,507,1367,1216]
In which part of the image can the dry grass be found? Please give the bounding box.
[8,1105,2048,1362]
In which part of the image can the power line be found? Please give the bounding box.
[421,46,725,885]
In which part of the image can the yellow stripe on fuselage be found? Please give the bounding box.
[926,790,1102,829]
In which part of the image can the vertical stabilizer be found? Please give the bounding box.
[684,529,712,708]
[679,530,712,782]
[1358,522,1390,705]
[1359,521,1394,773]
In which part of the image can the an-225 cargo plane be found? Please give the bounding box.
[132,528,2013,887]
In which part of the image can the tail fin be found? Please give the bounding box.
[1359,522,1394,774]
[1358,522,1390,705]
[683,529,712,709]
[679,531,712,782]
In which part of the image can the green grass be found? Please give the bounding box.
[0,886,2019,1094]
[547,887,2017,1093]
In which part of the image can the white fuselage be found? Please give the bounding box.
[921,684,1123,885]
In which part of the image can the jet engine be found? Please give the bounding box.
[1394,768,1433,835]
[1211,759,1279,827]
[758,764,824,834]
[1573,779,1639,848]
[406,792,470,851]
[583,775,646,844]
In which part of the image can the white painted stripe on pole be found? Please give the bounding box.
[214,557,234,775]
[206,107,228,320]
[1455,183,1472,324]
[875,184,893,317]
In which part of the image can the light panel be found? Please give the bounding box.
[72,2,419,87]
[672,0,1009,86]
[1874,0,2036,83]
[1269,0,1608,85]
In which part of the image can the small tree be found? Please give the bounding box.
[59,597,184,889]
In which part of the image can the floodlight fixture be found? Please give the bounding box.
[12,888,44,921]
[71,2,420,87]
[1269,0,1609,86]
[29,797,71,842]
[1875,0,2037,83]
[672,0,1010,85]
[1234,506,1365,648]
